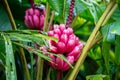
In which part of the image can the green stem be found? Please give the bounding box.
[30,52,34,80]
[46,68,51,80]
[89,35,103,49]
[43,2,50,32]
[19,48,31,80]
[37,2,50,80]
[67,1,117,80]
[102,3,118,26]
[102,42,111,74]
[36,57,44,80]
[63,0,66,23]
[115,35,120,66]
[89,32,103,49]
[2,0,30,80]
[2,0,17,30]
[48,11,55,30]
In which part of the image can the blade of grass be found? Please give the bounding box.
[2,33,17,80]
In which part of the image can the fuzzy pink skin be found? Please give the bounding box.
[24,16,32,28]
[49,54,56,69]
[39,15,44,30]
[33,15,39,28]
[60,34,68,44]
[28,16,34,28]
[56,56,64,70]
[66,28,73,35]
[66,39,75,53]
[47,24,83,71]
[53,25,59,29]
[67,46,80,58]
[62,56,74,71]
[24,7,45,30]
[59,24,66,32]
[48,31,54,36]
[77,42,84,49]
[50,46,58,53]
[54,29,61,36]
[28,8,34,15]
[57,42,66,54]
[34,9,40,16]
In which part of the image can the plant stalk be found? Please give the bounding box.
[46,68,51,80]
[89,35,103,50]
[43,2,50,32]
[37,2,50,80]
[2,0,17,30]
[2,0,31,80]
[67,1,117,80]
[102,3,118,26]
[19,48,31,80]
[36,57,44,80]
[48,11,55,30]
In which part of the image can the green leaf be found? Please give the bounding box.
[115,35,120,66]
[74,0,89,15]
[86,74,110,80]
[102,42,110,74]
[80,0,103,23]
[111,20,120,36]
[13,42,52,61]
[0,4,12,31]
[5,30,58,45]
[80,8,94,22]
[48,0,68,23]
[89,1,103,24]
[88,46,102,61]
[0,35,6,65]
[101,22,115,43]
[48,0,64,14]
[2,33,17,80]
[111,9,120,20]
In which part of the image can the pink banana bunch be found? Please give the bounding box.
[24,6,45,30]
[47,24,83,71]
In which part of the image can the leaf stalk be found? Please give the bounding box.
[67,1,118,80]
